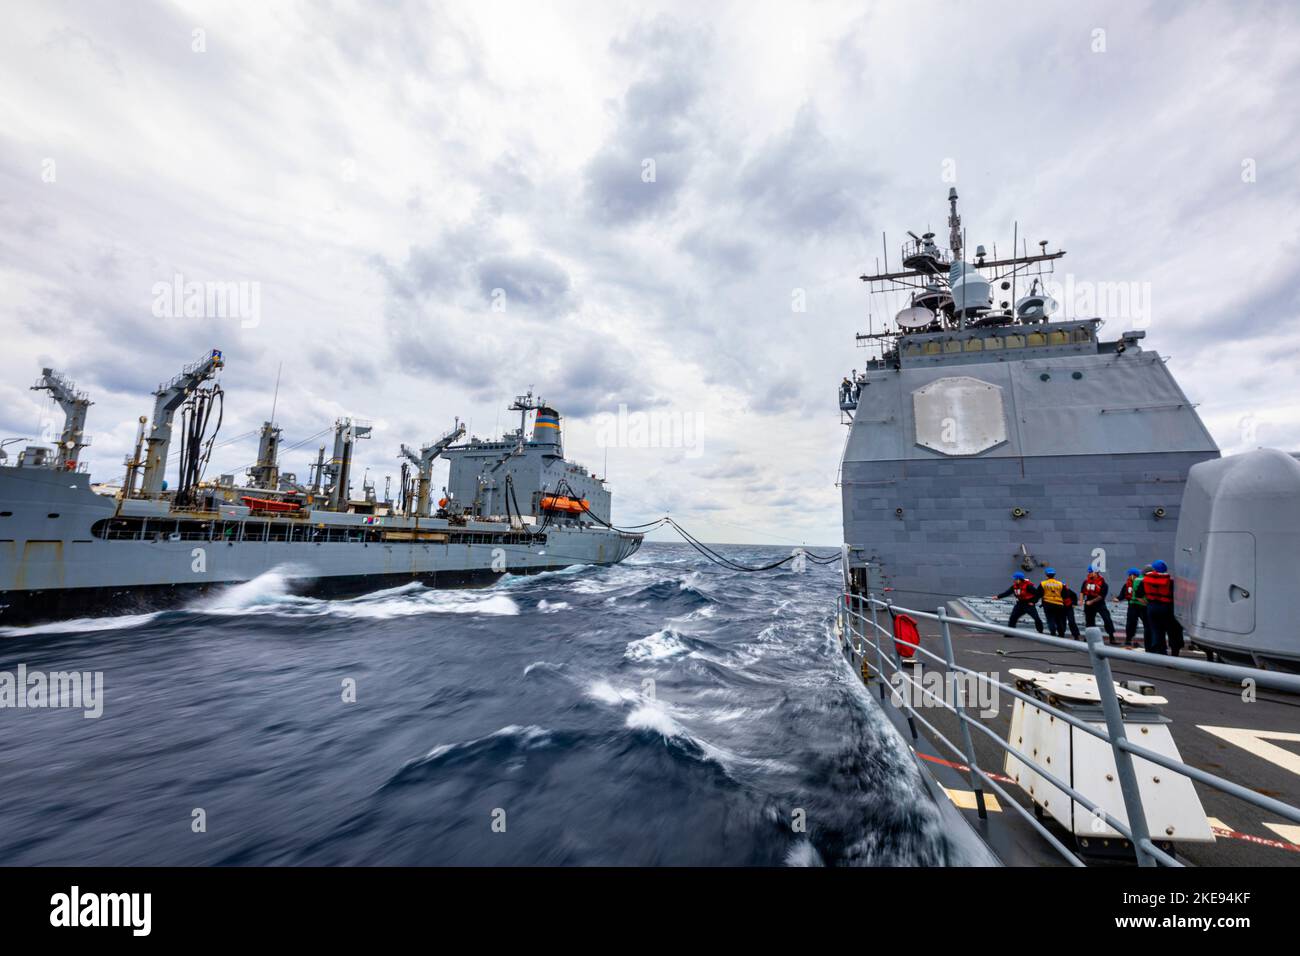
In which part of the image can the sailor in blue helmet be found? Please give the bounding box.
[1081,564,1117,644]
[1114,567,1146,648]
[1142,559,1183,656]
[991,570,1043,633]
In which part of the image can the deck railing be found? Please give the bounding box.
[839,591,1300,866]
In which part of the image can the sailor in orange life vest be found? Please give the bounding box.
[1140,559,1182,656]
[992,572,1044,633]
[1080,565,1117,644]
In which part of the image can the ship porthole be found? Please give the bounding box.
[1072,371,1083,380]
[1039,373,1050,381]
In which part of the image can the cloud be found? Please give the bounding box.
[3,0,1300,546]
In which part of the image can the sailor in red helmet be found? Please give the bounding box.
[991,571,1044,633]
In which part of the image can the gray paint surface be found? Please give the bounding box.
[841,334,1219,601]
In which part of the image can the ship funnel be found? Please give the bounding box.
[532,405,562,451]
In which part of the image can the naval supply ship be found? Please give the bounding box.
[835,190,1300,867]
[0,351,640,625]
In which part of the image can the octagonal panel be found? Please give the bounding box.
[912,376,1008,456]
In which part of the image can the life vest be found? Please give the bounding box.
[1040,578,1064,605]
[1143,571,1173,604]
[1127,576,1147,606]
[1082,573,1105,598]
[1012,579,1035,601]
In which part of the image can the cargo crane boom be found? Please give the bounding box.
[399,419,465,516]
[31,368,93,470]
[140,349,224,497]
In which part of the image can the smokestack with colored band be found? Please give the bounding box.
[532,405,561,453]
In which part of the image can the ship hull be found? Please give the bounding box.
[0,468,640,626]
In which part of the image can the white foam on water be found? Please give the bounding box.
[784,840,825,867]
[585,679,640,706]
[624,628,689,662]
[537,600,569,613]
[419,723,554,762]
[0,611,163,638]
[625,700,682,737]
[190,567,313,615]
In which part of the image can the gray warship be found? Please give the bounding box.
[0,350,640,625]
[840,188,1217,604]
[835,190,1300,867]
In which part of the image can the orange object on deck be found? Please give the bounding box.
[240,496,301,513]
[539,495,590,513]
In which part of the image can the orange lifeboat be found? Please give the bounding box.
[539,495,589,513]
[240,496,301,513]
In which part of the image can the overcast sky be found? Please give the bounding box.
[3,1,1298,546]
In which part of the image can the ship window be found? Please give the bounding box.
[1027,332,1046,347]
[1047,330,1069,346]
[1072,371,1083,380]
[1004,335,1024,349]
[943,339,961,354]
[47,513,60,519]
[964,338,983,352]
[1040,373,1051,381]
[0,511,11,517]
[984,337,1003,350]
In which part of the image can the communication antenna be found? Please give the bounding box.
[269,361,283,424]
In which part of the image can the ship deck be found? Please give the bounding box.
[857,597,1300,867]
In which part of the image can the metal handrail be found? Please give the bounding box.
[838,591,1300,867]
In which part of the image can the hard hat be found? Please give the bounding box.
[1044,568,1056,576]
[1087,564,1095,572]
[1013,572,1026,580]
[1143,564,1155,573]
[1127,567,1140,576]
[1152,559,1168,573]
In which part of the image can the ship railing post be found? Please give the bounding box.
[869,596,886,702]
[1084,624,1157,866]
[885,599,918,740]
[938,605,987,819]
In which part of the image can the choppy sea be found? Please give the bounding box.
[0,542,989,865]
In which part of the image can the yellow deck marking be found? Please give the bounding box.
[1262,822,1300,845]
[943,787,1002,812]
[1198,725,1300,777]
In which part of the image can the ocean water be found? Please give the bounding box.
[0,543,983,866]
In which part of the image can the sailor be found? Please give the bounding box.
[1114,567,1145,648]
[1142,559,1176,656]
[991,571,1043,633]
[840,376,853,405]
[850,370,862,401]
[1060,579,1082,639]
[1080,565,1117,644]
[1039,568,1067,637]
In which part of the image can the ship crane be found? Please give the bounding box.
[139,349,224,498]
[399,419,465,516]
[324,418,372,511]
[31,367,93,471]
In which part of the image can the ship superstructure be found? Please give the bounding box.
[839,190,1219,602]
[0,352,640,624]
